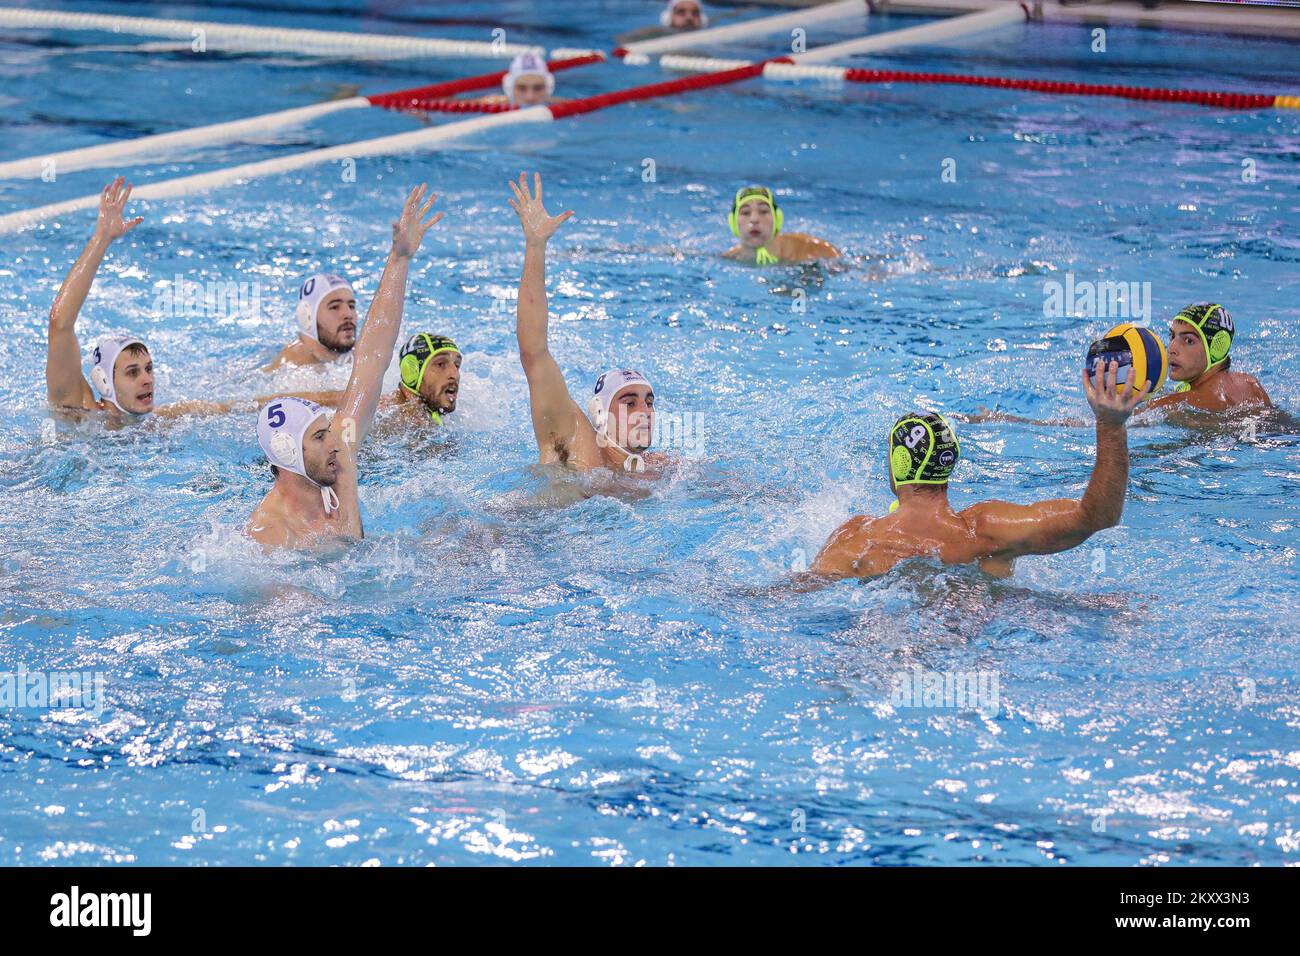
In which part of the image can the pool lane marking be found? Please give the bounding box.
[651,58,1293,112]
[0,0,948,182]
[0,109,553,234]
[616,0,870,59]
[0,52,787,233]
[794,4,1026,62]
[0,6,542,59]
[0,98,372,181]
[607,5,1292,111]
[0,54,607,181]
[367,53,607,114]
[838,69,1283,110]
[619,5,1025,67]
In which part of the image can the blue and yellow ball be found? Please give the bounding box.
[1085,322,1168,396]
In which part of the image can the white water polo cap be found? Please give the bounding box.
[257,396,340,514]
[295,273,354,343]
[502,53,555,102]
[661,0,709,27]
[588,368,653,471]
[90,335,148,413]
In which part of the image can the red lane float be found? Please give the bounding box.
[368,53,605,112]
[842,67,1279,110]
[550,58,791,119]
[377,56,790,119]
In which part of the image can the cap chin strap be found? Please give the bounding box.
[755,246,779,266]
[286,471,340,515]
[596,427,646,472]
[607,440,646,473]
[294,469,339,515]
[399,382,445,425]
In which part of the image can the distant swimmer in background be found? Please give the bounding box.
[298,332,463,428]
[405,56,564,125]
[809,361,1149,580]
[617,1,710,44]
[508,172,667,476]
[481,54,565,107]
[966,306,1272,427]
[248,185,442,550]
[262,273,359,371]
[45,177,297,424]
[661,0,708,30]
[722,187,840,266]
[408,55,566,120]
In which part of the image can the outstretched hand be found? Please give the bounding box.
[391,184,443,259]
[1084,360,1149,425]
[508,172,573,245]
[95,176,143,241]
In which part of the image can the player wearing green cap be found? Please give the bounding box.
[392,332,461,424]
[722,186,839,266]
[811,360,1148,579]
[1145,304,1271,413]
[289,331,462,427]
[966,304,1272,427]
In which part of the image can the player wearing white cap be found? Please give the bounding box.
[46,177,289,423]
[452,53,564,110]
[662,0,708,30]
[263,272,359,371]
[248,185,442,549]
[508,172,664,475]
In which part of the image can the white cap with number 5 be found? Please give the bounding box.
[257,396,339,513]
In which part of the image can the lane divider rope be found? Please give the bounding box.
[0,54,786,232]
[0,5,542,59]
[0,55,607,179]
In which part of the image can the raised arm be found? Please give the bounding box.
[333,184,441,446]
[967,361,1147,558]
[47,177,143,408]
[507,172,582,453]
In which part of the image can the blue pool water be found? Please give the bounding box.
[1,1,1298,866]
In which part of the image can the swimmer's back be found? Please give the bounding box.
[814,497,1096,579]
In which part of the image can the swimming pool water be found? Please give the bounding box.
[1,1,1298,866]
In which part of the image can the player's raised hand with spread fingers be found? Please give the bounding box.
[95,175,144,242]
[509,172,573,246]
[390,183,443,259]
